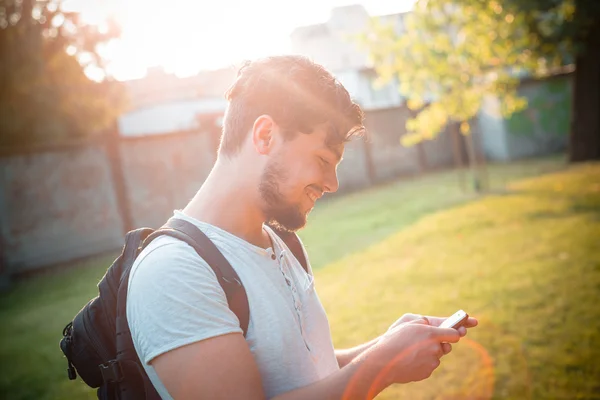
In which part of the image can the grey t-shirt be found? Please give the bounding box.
[126,211,339,399]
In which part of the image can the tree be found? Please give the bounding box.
[0,0,125,147]
[507,0,600,162]
[360,0,600,164]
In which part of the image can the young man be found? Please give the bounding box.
[126,55,477,399]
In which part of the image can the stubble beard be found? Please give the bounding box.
[258,159,309,232]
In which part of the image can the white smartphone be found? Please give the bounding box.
[439,309,469,329]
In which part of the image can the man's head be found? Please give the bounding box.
[219,56,365,231]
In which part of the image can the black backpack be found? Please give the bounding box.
[59,217,308,399]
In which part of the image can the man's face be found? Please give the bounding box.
[259,124,344,232]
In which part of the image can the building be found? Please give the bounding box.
[290,5,408,111]
[118,66,236,137]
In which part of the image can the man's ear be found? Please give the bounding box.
[252,115,276,155]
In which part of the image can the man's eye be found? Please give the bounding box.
[319,157,329,166]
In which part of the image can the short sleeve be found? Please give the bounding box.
[126,237,243,364]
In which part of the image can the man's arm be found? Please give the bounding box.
[153,332,383,400]
[152,332,265,399]
[153,318,462,400]
[335,337,380,369]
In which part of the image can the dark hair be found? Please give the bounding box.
[219,55,365,156]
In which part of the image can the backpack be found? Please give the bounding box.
[59,217,309,400]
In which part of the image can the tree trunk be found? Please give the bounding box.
[464,130,482,192]
[474,127,489,191]
[451,122,467,192]
[362,136,377,184]
[416,142,428,172]
[569,18,600,162]
[106,122,134,235]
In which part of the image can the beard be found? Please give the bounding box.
[258,159,308,232]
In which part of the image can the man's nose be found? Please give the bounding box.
[323,170,339,194]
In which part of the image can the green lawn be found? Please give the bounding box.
[317,161,600,399]
[3,156,599,399]
[301,156,566,269]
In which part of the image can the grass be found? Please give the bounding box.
[316,161,600,399]
[2,155,599,399]
[301,155,565,269]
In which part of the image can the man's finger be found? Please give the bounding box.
[433,327,461,343]
[441,343,452,355]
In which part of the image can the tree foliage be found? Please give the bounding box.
[360,0,595,147]
[0,0,125,147]
[507,0,600,56]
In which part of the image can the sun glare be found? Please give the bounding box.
[62,0,415,81]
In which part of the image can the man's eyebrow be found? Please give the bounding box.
[324,124,343,161]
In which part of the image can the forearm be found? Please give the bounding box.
[272,346,387,400]
[335,336,381,368]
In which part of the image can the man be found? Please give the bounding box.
[126,55,477,399]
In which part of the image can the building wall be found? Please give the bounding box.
[478,73,572,161]
[0,118,453,274]
[336,139,371,192]
[363,107,420,181]
[479,95,510,161]
[120,131,217,229]
[363,106,455,181]
[503,73,571,159]
[422,127,456,169]
[0,146,124,272]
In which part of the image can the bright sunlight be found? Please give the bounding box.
[62,0,415,81]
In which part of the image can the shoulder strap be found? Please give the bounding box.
[112,220,309,399]
[267,224,309,274]
[112,221,249,400]
[118,220,309,341]
[150,218,250,336]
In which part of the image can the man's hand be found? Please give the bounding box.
[370,318,461,387]
[388,313,478,356]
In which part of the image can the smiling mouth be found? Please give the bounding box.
[306,189,321,203]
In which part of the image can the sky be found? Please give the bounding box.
[62,0,416,81]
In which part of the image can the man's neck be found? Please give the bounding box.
[182,157,270,249]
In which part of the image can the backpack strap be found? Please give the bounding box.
[112,220,252,399]
[152,218,251,336]
[113,228,162,400]
[112,219,310,399]
[118,219,309,344]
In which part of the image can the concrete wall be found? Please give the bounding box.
[336,138,371,192]
[120,131,217,229]
[363,106,455,181]
[503,74,571,159]
[0,146,124,272]
[0,116,452,273]
[479,73,572,161]
[422,127,456,169]
[363,107,420,182]
[479,95,510,160]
